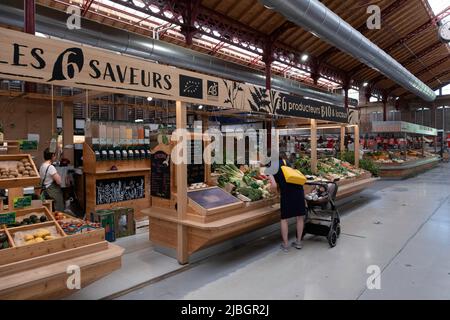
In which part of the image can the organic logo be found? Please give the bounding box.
[49,48,84,82]
[207,80,218,97]
[179,75,203,99]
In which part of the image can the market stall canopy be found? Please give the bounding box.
[371,121,438,136]
[0,27,348,124]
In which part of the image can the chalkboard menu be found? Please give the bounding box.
[151,151,171,199]
[187,139,205,185]
[96,176,145,205]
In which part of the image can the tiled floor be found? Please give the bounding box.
[114,162,450,300]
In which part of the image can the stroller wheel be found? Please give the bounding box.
[328,229,337,248]
[336,223,341,238]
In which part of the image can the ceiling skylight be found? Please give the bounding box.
[427,0,450,24]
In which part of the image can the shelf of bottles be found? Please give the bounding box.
[85,120,151,162]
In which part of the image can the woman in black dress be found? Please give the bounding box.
[273,155,306,252]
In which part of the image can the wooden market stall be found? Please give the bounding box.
[366,121,439,179]
[143,102,377,264]
[276,118,378,200]
[0,154,123,299]
[0,26,377,267]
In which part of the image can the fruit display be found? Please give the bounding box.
[13,226,61,246]
[0,232,10,250]
[51,212,101,235]
[57,218,101,235]
[53,212,67,221]
[0,157,38,180]
[215,164,275,201]
[7,212,48,228]
[365,150,435,165]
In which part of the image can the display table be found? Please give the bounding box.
[377,156,440,179]
[304,172,379,200]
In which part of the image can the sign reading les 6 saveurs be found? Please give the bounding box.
[0,27,349,123]
[0,28,219,104]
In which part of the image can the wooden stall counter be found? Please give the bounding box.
[143,187,279,261]
[303,172,379,200]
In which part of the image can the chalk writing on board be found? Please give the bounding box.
[151,151,171,199]
[96,176,145,205]
[187,139,204,185]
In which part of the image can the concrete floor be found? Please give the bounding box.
[116,162,450,300]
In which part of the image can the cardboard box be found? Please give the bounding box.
[112,207,136,239]
[91,210,116,242]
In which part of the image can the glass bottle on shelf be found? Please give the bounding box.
[99,121,108,161]
[113,122,121,160]
[143,124,151,159]
[126,124,134,160]
[107,121,115,160]
[120,122,128,160]
[132,123,140,159]
[89,120,101,161]
[0,122,4,144]
[137,124,145,160]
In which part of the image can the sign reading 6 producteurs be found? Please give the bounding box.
[0,27,348,123]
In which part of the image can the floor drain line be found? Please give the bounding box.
[101,264,193,300]
[341,233,366,239]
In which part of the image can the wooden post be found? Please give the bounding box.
[175,101,188,264]
[354,125,360,168]
[340,125,345,156]
[63,103,74,164]
[310,119,317,174]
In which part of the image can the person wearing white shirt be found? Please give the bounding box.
[39,148,64,211]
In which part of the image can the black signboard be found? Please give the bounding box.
[151,151,171,199]
[179,75,203,99]
[276,93,348,123]
[187,139,205,185]
[96,176,145,205]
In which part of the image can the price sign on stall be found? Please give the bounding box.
[13,196,32,209]
[0,211,16,225]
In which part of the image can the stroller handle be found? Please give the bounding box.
[305,181,337,187]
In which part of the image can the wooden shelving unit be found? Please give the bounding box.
[0,154,40,213]
[83,143,151,220]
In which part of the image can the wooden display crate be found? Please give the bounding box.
[0,154,40,189]
[0,207,105,266]
[5,206,53,227]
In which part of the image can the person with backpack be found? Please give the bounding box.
[272,153,307,252]
[39,148,65,212]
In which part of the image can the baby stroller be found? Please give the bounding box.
[302,181,341,247]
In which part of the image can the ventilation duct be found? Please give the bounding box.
[0,0,347,106]
[260,0,436,102]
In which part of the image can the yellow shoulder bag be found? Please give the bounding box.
[281,160,307,185]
